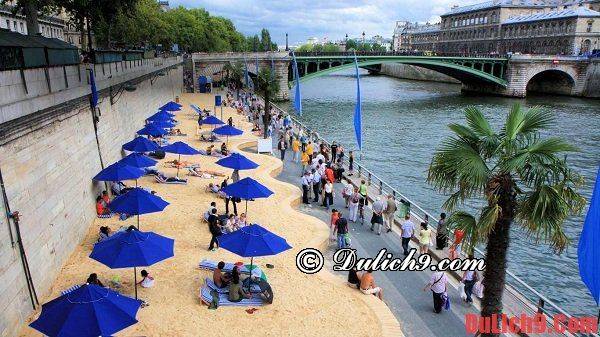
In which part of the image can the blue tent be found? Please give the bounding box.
[137,124,168,137]
[109,188,169,229]
[93,162,144,182]
[119,153,157,168]
[90,229,174,298]
[122,136,160,153]
[216,153,258,171]
[29,284,141,337]
[578,166,600,305]
[159,101,182,111]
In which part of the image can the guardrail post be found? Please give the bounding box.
[358,165,362,177]
[379,180,383,195]
[537,298,545,314]
[368,172,371,186]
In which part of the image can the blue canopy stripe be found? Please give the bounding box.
[161,141,201,155]
[93,162,145,182]
[90,230,174,268]
[218,224,292,258]
[200,115,225,126]
[108,188,169,216]
[220,177,273,200]
[122,137,160,153]
[578,166,600,305]
[160,101,182,111]
[216,153,259,170]
[119,153,157,168]
[212,125,243,136]
[137,124,168,137]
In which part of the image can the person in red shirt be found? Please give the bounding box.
[449,228,465,260]
[325,165,335,183]
[101,191,110,207]
[330,209,340,242]
[96,196,110,215]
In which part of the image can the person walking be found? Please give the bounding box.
[462,262,478,304]
[306,141,314,162]
[300,133,307,152]
[383,194,397,233]
[207,209,222,251]
[277,136,287,162]
[300,150,309,177]
[419,222,432,255]
[359,180,368,206]
[221,177,238,216]
[301,171,311,204]
[436,213,448,250]
[311,168,321,203]
[348,187,360,222]
[322,180,334,210]
[423,271,448,314]
[330,141,338,164]
[370,197,385,235]
[292,136,300,162]
[348,151,354,176]
[400,214,415,256]
[333,212,348,249]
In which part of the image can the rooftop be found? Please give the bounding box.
[504,6,600,23]
[442,0,559,16]
[403,24,441,35]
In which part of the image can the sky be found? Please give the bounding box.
[169,0,478,46]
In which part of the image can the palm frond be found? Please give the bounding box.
[464,107,494,137]
[446,211,480,254]
[502,103,526,142]
[518,106,554,137]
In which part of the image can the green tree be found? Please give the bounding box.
[345,39,357,51]
[222,61,244,98]
[427,104,585,337]
[294,44,313,53]
[255,67,280,138]
[322,43,341,52]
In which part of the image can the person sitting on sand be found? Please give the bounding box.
[347,267,362,289]
[251,123,260,132]
[237,213,248,227]
[220,142,229,156]
[223,214,237,233]
[168,128,183,136]
[111,181,133,196]
[87,273,105,287]
[228,268,251,302]
[213,261,231,288]
[203,202,217,221]
[138,269,155,288]
[101,191,110,207]
[360,269,383,300]
[206,145,215,155]
[98,226,112,242]
[205,183,226,198]
[96,196,111,216]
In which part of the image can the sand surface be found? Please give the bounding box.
[19,93,396,337]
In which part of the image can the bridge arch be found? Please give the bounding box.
[296,59,507,88]
[525,69,575,96]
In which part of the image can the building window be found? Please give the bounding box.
[6,19,10,30]
[19,22,24,32]
[587,21,593,33]
[13,21,17,31]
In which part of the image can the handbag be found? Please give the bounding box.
[443,293,451,310]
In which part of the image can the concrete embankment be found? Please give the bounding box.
[379,63,459,84]
[0,58,182,336]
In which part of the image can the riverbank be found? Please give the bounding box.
[379,63,459,84]
[18,93,400,337]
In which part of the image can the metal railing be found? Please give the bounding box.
[263,98,597,337]
[293,51,509,59]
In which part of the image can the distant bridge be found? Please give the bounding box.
[191,52,599,100]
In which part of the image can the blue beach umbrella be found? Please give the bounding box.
[137,124,168,137]
[148,120,176,129]
[213,125,243,144]
[220,177,273,215]
[219,224,291,289]
[148,111,175,121]
[161,141,201,176]
[90,228,174,298]
[122,136,160,153]
[108,188,169,229]
[216,153,258,171]
[200,115,224,126]
[93,162,144,182]
[160,101,182,111]
[29,284,141,337]
[119,153,157,168]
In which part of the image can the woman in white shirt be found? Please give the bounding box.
[423,271,448,313]
[138,270,155,288]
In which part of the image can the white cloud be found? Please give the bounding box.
[170,0,477,44]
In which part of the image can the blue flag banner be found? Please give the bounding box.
[353,53,362,151]
[578,166,600,305]
[90,68,98,108]
[291,51,302,116]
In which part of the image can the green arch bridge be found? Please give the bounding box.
[290,53,509,87]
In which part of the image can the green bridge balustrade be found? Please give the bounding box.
[291,52,509,87]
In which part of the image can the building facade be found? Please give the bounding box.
[1,3,67,40]
[394,0,600,55]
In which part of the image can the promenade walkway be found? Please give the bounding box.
[266,132,480,337]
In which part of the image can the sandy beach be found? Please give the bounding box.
[18,92,400,337]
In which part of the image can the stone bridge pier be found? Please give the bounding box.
[192,52,290,100]
[462,55,600,98]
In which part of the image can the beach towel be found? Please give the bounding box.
[61,284,82,295]
[199,286,264,307]
[199,259,267,280]
[205,278,261,294]
[97,213,114,219]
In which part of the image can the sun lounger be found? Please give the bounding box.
[155,175,187,184]
[61,284,82,295]
[199,259,266,280]
[199,286,264,307]
[205,278,261,294]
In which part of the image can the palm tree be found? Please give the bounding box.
[427,104,585,337]
[222,62,244,99]
[255,67,280,139]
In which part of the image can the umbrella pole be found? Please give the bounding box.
[177,154,181,177]
[245,200,248,216]
[137,214,140,230]
[134,266,138,299]
[247,256,254,293]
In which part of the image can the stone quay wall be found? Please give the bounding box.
[379,63,460,84]
[0,57,183,337]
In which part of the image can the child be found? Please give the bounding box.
[330,209,339,242]
[138,270,155,288]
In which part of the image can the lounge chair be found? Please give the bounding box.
[199,286,264,307]
[205,278,261,294]
[155,175,187,185]
[61,284,82,295]
[198,259,267,280]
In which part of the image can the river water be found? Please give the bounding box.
[283,70,600,317]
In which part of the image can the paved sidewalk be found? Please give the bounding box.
[271,143,479,337]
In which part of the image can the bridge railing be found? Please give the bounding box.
[261,97,596,337]
[292,51,509,59]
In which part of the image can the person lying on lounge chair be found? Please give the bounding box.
[188,167,225,178]
[143,166,160,175]
[111,181,134,196]
[200,134,218,142]
[213,261,232,288]
[156,172,187,183]
[220,143,229,156]
[168,129,185,136]
[165,159,199,169]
